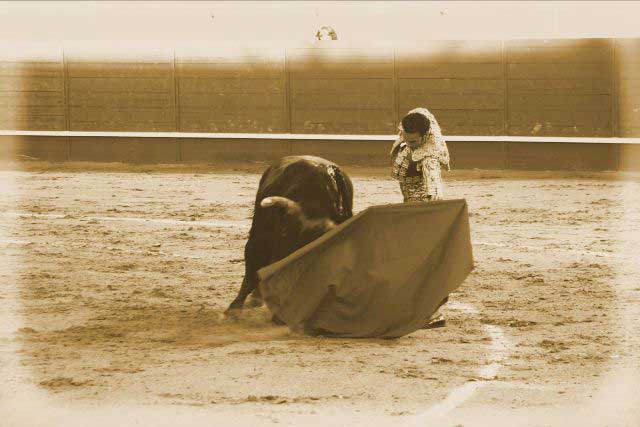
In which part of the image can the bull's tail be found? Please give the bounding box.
[328,165,353,223]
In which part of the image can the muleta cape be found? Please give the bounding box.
[257,199,474,338]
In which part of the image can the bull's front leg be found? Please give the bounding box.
[224,236,260,317]
[224,274,256,318]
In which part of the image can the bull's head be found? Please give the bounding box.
[260,196,336,259]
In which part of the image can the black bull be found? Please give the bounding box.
[225,156,354,315]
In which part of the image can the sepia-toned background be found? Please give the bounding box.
[2,2,640,427]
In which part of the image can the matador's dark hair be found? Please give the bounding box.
[401,112,431,136]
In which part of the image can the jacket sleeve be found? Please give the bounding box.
[424,134,450,171]
[438,139,451,171]
[420,156,444,200]
[389,132,403,158]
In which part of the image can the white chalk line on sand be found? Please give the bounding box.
[409,302,510,425]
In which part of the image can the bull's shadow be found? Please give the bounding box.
[18,302,407,390]
[20,304,292,350]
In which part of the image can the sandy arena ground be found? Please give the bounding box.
[1,161,640,426]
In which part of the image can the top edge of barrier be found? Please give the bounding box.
[1,130,640,144]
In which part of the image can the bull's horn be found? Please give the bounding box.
[260,196,300,214]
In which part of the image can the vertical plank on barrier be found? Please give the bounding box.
[393,49,399,131]
[62,47,71,161]
[611,38,620,170]
[289,46,394,135]
[172,48,181,161]
[284,47,293,153]
[397,41,504,137]
[502,39,510,169]
[611,39,618,137]
[506,38,612,138]
[177,47,286,134]
[62,46,71,161]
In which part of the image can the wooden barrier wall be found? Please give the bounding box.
[1,38,639,170]
[3,38,638,136]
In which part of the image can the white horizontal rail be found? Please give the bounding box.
[1,130,640,144]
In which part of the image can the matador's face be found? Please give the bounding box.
[403,132,425,151]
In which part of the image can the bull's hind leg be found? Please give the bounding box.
[271,314,285,325]
[248,286,264,308]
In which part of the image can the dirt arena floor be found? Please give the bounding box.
[1,161,640,426]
